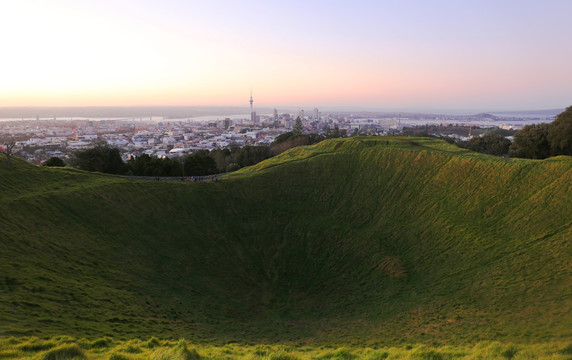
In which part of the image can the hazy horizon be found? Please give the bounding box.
[0,105,564,120]
[1,1,571,110]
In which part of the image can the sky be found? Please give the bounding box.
[1,0,571,111]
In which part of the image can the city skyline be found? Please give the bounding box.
[1,0,571,111]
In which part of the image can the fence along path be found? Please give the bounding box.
[124,173,229,183]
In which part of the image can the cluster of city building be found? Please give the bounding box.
[1,98,543,165]
[0,108,396,164]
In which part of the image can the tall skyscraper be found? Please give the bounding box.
[249,90,255,123]
[273,108,278,121]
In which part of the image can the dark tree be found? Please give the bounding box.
[509,123,551,159]
[211,148,232,172]
[292,117,304,136]
[127,154,183,177]
[231,146,272,168]
[225,162,240,172]
[306,133,325,144]
[466,132,511,156]
[127,154,151,175]
[0,140,16,169]
[325,127,347,139]
[43,157,66,167]
[184,150,217,176]
[548,106,572,156]
[73,145,126,174]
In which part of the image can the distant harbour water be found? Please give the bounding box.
[0,114,254,123]
[187,114,253,122]
[395,118,553,127]
[0,110,557,126]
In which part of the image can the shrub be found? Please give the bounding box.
[225,162,240,172]
[0,350,19,359]
[109,353,131,360]
[149,347,200,360]
[149,340,201,360]
[559,343,572,355]
[174,340,201,360]
[471,342,504,359]
[119,344,142,354]
[43,157,66,167]
[411,348,443,360]
[52,337,76,344]
[42,344,86,360]
[17,339,56,352]
[332,348,357,360]
[268,349,298,360]
[367,351,389,360]
[500,345,518,359]
[252,346,268,357]
[145,337,162,348]
[4,338,19,345]
[91,337,113,349]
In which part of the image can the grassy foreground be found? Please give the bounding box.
[0,137,571,349]
[1,336,572,360]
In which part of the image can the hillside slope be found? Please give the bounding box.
[0,137,570,345]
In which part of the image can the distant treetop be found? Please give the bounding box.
[509,106,572,159]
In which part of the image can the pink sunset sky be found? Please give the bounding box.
[1,0,571,111]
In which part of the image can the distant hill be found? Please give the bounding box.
[0,137,570,345]
[491,108,565,118]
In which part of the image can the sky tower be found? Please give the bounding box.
[249,89,255,123]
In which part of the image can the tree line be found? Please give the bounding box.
[507,106,572,159]
[458,132,512,156]
[69,145,273,177]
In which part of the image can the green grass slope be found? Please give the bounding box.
[0,137,570,345]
